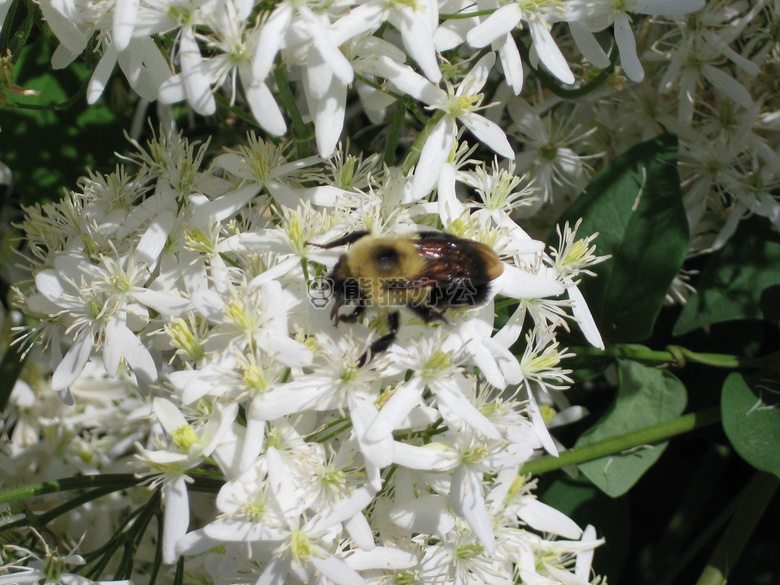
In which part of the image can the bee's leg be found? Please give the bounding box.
[338,304,365,324]
[357,311,399,367]
[408,304,448,324]
[308,231,371,249]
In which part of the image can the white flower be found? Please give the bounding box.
[367,52,514,198]
[567,0,705,82]
[467,0,575,87]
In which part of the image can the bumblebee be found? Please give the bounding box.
[311,231,504,365]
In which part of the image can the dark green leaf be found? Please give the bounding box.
[0,39,132,205]
[721,372,780,478]
[576,358,688,497]
[553,133,689,343]
[674,216,780,336]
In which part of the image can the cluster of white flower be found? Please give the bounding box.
[15,0,777,257]
[6,130,606,584]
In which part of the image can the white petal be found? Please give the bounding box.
[244,76,287,136]
[112,0,138,51]
[568,285,604,349]
[494,264,565,298]
[460,112,514,158]
[301,7,354,84]
[702,64,753,108]
[344,547,418,571]
[412,117,456,198]
[366,377,425,441]
[515,498,583,539]
[179,28,215,115]
[253,3,293,83]
[497,35,525,94]
[569,21,610,69]
[391,9,441,83]
[614,13,644,82]
[528,17,575,84]
[388,494,456,535]
[51,333,92,392]
[88,44,118,103]
[450,466,495,555]
[310,556,364,585]
[162,476,189,565]
[466,4,521,48]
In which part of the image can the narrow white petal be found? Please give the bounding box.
[497,35,524,94]
[568,285,604,349]
[388,494,456,535]
[301,7,354,84]
[460,113,514,158]
[466,5,521,48]
[569,21,610,69]
[310,556,365,585]
[157,73,186,104]
[528,18,575,84]
[331,1,384,45]
[450,467,496,554]
[703,64,753,108]
[51,333,92,392]
[494,265,564,298]
[361,55,441,105]
[162,476,189,565]
[344,547,418,571]
[614,14,644,82]
[515,497,583,539]
[366,377,425,441]
[242,74,287,136]
[312,75,347,159]
[392,9,441,83]
[412,117,455,198]
[136,211,173,266]
[88,44,118,103]
[179,28,215,115]
[112,0,138,51]
[392,442,457,471]
[253,3,293,83]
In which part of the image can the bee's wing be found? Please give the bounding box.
[398,237,495,289]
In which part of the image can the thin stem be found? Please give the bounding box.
[401,111,445,174]
[571,344,771,370]
[0,474,142,505]
[273,64,312,158]
[520,407,721,476]
[384,102,406,166]
[214,92,262,127]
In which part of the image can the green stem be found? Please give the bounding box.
[384,102,406,166]
[571,344,769,370]
[694,472,779,585]
[519,406,721,476]
[439,9,496,19]
[214,93,262,127]
[0,473,224,505]
[273,64,312,158]
[401,111,445,174]
[353,73,427,124]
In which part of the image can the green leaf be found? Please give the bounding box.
[576,359,688,497]
[721,372,780,478]
[553,133,689,343]
[0,39,131,205]
[674,216,780,336]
